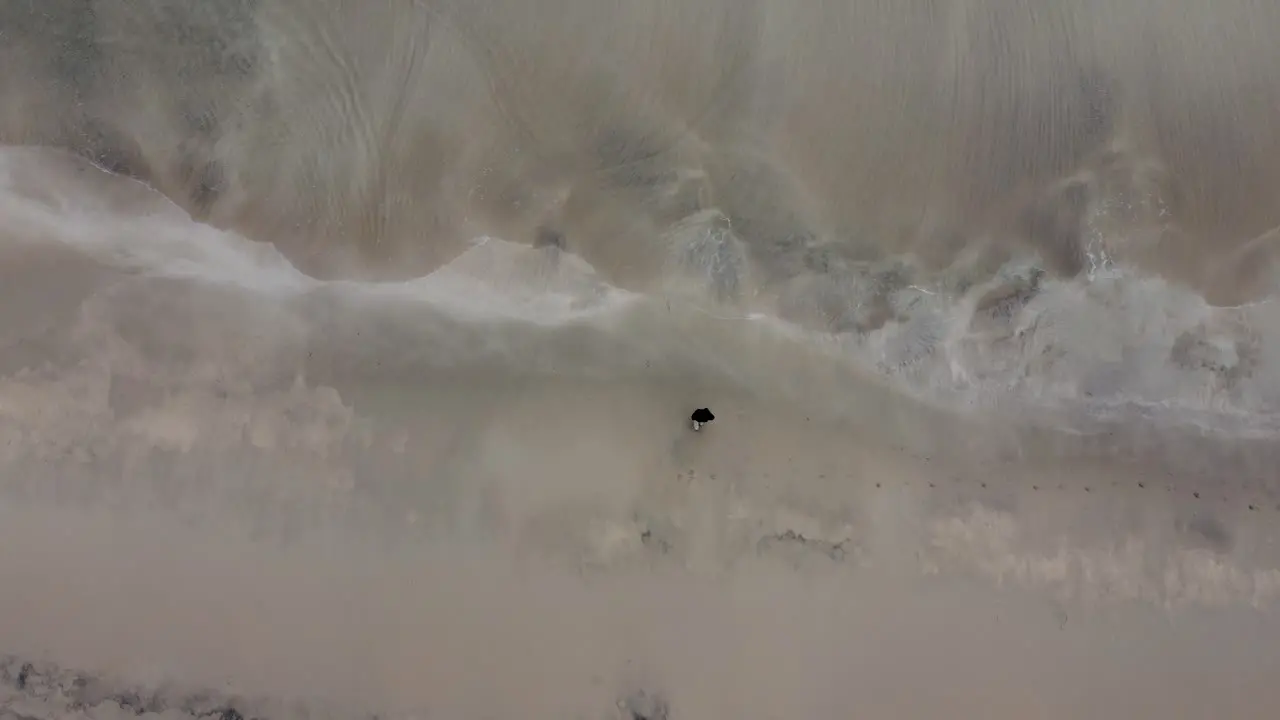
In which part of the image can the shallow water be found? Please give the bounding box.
[2,2,1280,718]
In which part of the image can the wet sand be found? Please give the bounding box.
[1,220,1280,717]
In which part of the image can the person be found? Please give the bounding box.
[690,408,715,431]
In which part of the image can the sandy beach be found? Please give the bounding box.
[3,1,1280,716]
